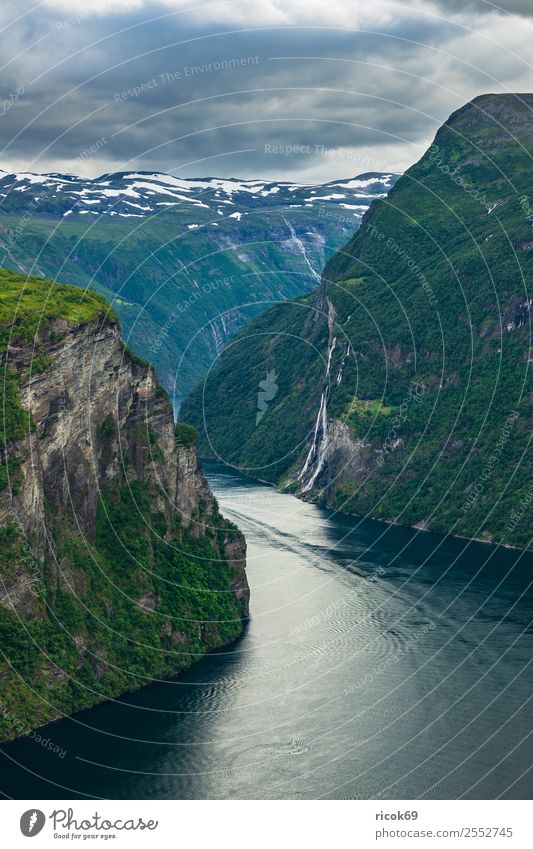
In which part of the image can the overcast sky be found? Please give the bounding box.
[0,0,532,181]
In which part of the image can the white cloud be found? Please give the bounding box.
[45,0,143,13]
[42,0,446,28]
[39,0,533,23]
[0,0,531,181]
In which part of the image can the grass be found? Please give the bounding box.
[0,269,116,452]
[0,268,115,345]
[342,398,394,420]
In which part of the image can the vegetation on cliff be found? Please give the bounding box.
[183,94,533,550]
[0,173,395,394]
[0,270,247,742]
[0,271,114,492]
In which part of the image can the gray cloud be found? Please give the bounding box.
[0,1,531,180]
[434,0,533,15]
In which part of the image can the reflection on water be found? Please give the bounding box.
[1,462,532,799]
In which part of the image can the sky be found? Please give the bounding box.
[0,0,532,182]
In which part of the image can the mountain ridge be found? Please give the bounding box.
[0,167,398,394]
[182,93,533,550]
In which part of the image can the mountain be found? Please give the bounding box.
[0,269,248,742]
[182,93,533,550]
[0,169,397,396]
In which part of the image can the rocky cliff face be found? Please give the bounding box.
[0,275,248,742]
[0,169,397,395]
[183,94,533,550]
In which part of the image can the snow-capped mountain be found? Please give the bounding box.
[0,168,398,394]
[0,168,395,220]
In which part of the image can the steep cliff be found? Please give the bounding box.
[183,93,533,550]
[0,169,396,395]
[0,269,248,742]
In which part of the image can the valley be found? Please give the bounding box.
[0,169,396,395]
[182,94,533,551]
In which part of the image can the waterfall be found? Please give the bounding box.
[208,318,224,354]
[298,336,336,493]
[283,217,322,285]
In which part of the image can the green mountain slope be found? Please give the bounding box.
[0,269,248,741]
[0,171,395,397]
[182,93,533,550]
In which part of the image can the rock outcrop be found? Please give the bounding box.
[0,272,248,742]
[182,94,533,550]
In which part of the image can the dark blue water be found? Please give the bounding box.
[1,463,532,799]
